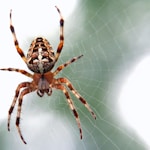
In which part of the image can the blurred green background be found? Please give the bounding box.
[0,0,150,149]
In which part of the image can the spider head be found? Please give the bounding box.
[26,37,56,73]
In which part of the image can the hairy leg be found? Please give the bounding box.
[54,84,83,139]
[16,87,33,144]
[8,82,31,131]
[55,6,64,63]
[0,68,33,78]
[57,78,96,119]
[10,10,27,63]
[53,55,83,76]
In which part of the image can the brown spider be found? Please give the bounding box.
[0,6,96,144]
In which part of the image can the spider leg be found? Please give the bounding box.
[8,82,31,131]
[57,78,96,119]
[16,87,34,144]
[54,84,82,139]
[55,6,64,63]
[10,10,27,63]
[53,55,83,76]
[0,68,33,78]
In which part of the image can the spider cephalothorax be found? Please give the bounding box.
[33,72,53,97]
[0,6,96,144]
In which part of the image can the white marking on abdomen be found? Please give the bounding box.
[38,47,44,73]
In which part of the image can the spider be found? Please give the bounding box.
[0,6,96,144]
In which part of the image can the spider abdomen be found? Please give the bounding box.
[27,37,55,73]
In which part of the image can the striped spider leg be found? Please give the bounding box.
[0,6,96,144]
[0,68,34,144]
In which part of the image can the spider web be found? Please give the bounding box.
[0,0,150,149]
